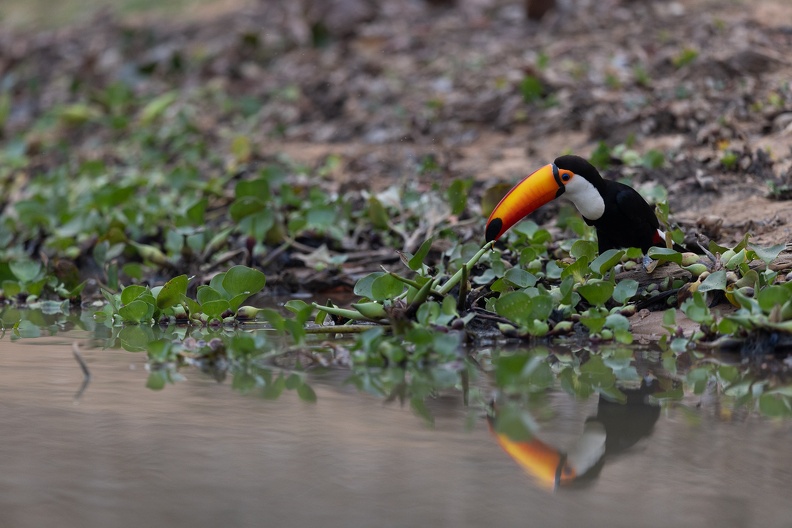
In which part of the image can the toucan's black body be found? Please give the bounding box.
[582,179,661,253]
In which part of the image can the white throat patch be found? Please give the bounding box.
[564,176,605,221]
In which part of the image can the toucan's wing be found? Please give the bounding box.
[613,184,660,231]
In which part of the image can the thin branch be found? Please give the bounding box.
[72,342,91,402]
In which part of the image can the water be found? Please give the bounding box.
[2,332,791,528]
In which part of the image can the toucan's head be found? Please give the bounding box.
[485,155,605,242]
[488,414,607,490]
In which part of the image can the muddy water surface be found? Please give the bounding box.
[1,332,791,528]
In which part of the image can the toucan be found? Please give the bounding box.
[485,155,668,254]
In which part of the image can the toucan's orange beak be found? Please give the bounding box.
[485,163,566,242]
[489,424,576,489]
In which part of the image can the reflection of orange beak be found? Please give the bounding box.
[485,164,565,242]
[488,419,576,490]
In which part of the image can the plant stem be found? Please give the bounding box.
[437,241,494,295]
[304,324,389,334]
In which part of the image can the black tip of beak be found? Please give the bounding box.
[485,218,503,243]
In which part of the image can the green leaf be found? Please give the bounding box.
[354,272,384,299]
[757,285,789,314]
[408,238,434,271]
[570,240,598,261]
[579,355,616,389]
[2,280,21,297]
[447,179,472,216]
[197,285,225,305]
[698,270,727,293]
[647,247,682,264]
[590,249,624,275]
[285,299,313,324]
[370,273,404,301]
[578,280,615,306]
[229,196,266,221]
[297,383,318,403]
[758,394,790,417]
[495,291,532,327]
[561,256,590,283]
[9,260,42,283]
[119,299,154,323]
[612,279,639,304]
[201,299,231,319]
[519,75,544,103]
[156,275,189,310]
[146,371,167,391]
[222,265,266,307]
[503,268,537,288]
[749,243,785,265]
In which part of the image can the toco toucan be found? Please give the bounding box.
[485,155,669,254]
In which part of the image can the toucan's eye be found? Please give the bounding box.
[562,173,571,182]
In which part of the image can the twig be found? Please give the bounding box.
[304,324,390,334]
[72,342,91,402]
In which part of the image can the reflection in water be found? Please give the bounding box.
[489,379,661,490]
[1,333,792,528]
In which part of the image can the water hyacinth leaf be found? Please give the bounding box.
[749,243,785,266]
[530,291,554,321]
[367,196,390,230]
[202,299,231,319]
[284,299,313,324]
[494,291,531,326]
[757,285,789,314]
[448,179,472,216]
[146,371,167,391]
[578,280,614,306]
[612,279,639,304]
[9,260,42,283]
[580,315,606,333]
[570,239,598,261]
[432,332,462,358]
[605,313,630,332]
[118,299,154,323]
[647,247,682,264]
[590,249,624,276]
[119,326,153,352]
[222,266,266,299]
[14,320,41,339]
[197,285,225,305]
[503,268,537,288]
[259,309,286,331]
[758,394,790,418]
[156,274,189,310]
[681,292,712,323]
[579,355,616,389]
[297,383,318,403]
[2,280,21,297]
[180,294,201,318]
[120,285,148,306]
[417,302,440,326]
[370,273,404,301]
[561,256,590,283]
[285,373,302,390]
[230,196,266,221]
[698,270,727,293]
[408,238,434,271]
[354,272,385,299]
